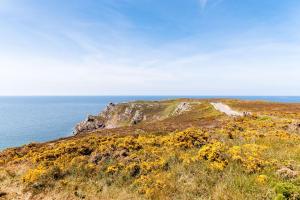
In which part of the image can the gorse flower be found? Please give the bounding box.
[2,100,300,200]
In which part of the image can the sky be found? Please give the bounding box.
[0,0,300,96]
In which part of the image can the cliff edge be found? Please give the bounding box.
[74,101,192,135]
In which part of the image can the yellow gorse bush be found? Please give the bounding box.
[13,125,288,192]
[164,128,209,149]
[256,174,268,184]
[197,141,228,170]
[22,165,48,184]
[228,144,271,173]
[2,110,299,199]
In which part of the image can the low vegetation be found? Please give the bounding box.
[0,99,300,199]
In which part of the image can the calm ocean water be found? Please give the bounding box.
[0,96,299,150]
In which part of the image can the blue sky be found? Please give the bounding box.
[0,0,300,95]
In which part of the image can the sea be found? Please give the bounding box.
[0,96,299,150]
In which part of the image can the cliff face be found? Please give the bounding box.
[74,101,192,135]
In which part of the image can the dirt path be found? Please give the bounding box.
[211,102,244,117]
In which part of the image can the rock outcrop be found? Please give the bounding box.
[276,167,299,179]
[74,101,195,135]
[288,122,300,134]
[73,101,166,135]
[131,110,144,125]
[73,103,117,135]
[100,102,116,119]
[73,115,105,135]
[172,102,191,115]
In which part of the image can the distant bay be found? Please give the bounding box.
[0,96,299,150]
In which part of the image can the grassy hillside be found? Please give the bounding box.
[1,99,300,200]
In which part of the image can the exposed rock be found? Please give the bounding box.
[131,110,143,125]
[287,122,300,134]
[123,107,133,118]
[172,102,191,115]
[73,101,181,135]
[242,111,252,117]
[100,102,116,118]
[276,167,299,179]
[73,115,105,135]
[74,102,139,134]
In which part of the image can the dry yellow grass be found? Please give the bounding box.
[0,99,300,199]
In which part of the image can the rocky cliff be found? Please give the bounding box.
[74,100,192,135]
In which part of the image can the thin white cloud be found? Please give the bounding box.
[0,1,300,95]
[1,34,300,96]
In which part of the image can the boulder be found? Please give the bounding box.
[172,102,191,115]
[73,115,105,135]
[131,110,143,125]
[243,112,252,117]
[287,122,300,134]
[276,167,298,179]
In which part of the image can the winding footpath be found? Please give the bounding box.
[211,102,244,117]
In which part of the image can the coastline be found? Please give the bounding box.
[1,97,299,150]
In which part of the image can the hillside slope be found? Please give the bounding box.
[1,98,300,200]
[74,100,194,134]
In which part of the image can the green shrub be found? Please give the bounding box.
[274,182,300,199]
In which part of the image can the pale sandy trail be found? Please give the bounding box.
[210,102,244,117]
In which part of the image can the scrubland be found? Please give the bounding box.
[1,99,300,200]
